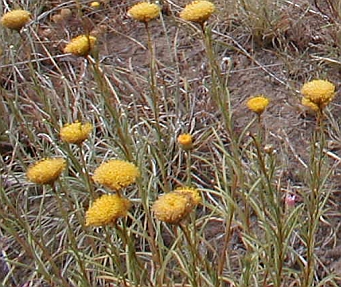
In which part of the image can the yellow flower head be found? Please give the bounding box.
[1,9,31,31]
[152,192,195,224]
[86,194,131,226]
[177,133,193,150]
[301,79,335,109]
[90,1,101,8]
[127,2,161,22]
[27,158,66,185]
[93,160,140,191]
[64,35,97,57]
[60,122,93,144]
[175,186,201,205]
[301,97,319,112]
[246,95,270,115]
[180,1,215,23]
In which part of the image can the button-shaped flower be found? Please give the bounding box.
[90,2,100,8]
[246,95,270,115]
[301,79,335,110]
[1,10,31,31]
[180,1,215,24]
[92,160,140,191]
[86,194,131,226]
[177,133,193,150]
[152,189,200,224]
[60,122,93,144]
[27,158,66,185]
[127,2,160,23]
[64,35,97,57]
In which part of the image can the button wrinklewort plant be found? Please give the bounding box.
[1,9,31,31]
[26,158,66,185]
[127,2,161,23]
[85,194,131,227]
[127,1,161,129]
[64,35,97,57]
[92,159,140,192]
[3,0,341,286]
[298,79,337,287]
[60,122,93,144]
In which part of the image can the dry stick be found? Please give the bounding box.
[0,54,68,69]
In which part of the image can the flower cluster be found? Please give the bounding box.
[86,160,140,227]
[25,120,140,226]
[152,187,201,224]
[85,194,131,226]
[27,158,66,185]
[60,122,93,144]
[92,159,140,191]
[180,1,215,24]
[64,35,97,57]
[21,1,338,242]
[127,2,161,23]
[246,95,270,115]
[301,79,335,110]
[1,9,31,31]
[177,133,193,150]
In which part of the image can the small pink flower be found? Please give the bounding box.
[285,194,296,208]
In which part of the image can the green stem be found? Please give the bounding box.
[302,109,326,287]
[185,151,192,186]
[145,21,159,121]
[179,223,201,287]
[52,182,92,287]
[88,57,133,161]
[103,228,129,287]
[115,221,149,286]
[0,183,72,287]
[78,144,96,200]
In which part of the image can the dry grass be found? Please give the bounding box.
[1,0,341,286]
